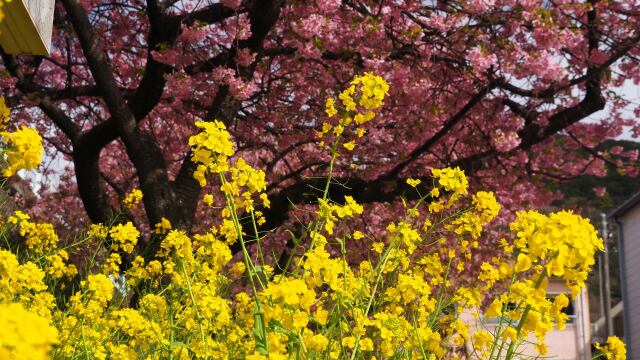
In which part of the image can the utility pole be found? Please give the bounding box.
[601,213,613,337]
[598,250,605,336]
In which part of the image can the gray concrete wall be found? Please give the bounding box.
[619,205,640,359]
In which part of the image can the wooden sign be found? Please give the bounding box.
[0,0,55,56]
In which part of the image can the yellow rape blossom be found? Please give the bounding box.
[343,140,356,150]
[103,253,122,278]
[596,336,626,360]
[8,212,59,255]
[350,72,390,110]
[109,222,140,253]
[122,188,143,208]
[1,126,43,177]
[406,178,421,187]
[0,302,58,360]
[432,166,468,204]
[153,217,172,235]
[325,97,337,117]
[45,250,77,279]
[0,73,618,360]
[0,96,10,130]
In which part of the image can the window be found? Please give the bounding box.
[480,296,575,325]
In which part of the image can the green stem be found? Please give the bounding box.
[487,271,518,359]
[349,243,393,360]
[217,169,268,354]
[302,135,341,259]
[503,269,548,360]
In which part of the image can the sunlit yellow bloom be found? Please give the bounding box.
[596,336,626,360]
[109,222,140,253]
[325,97,337,117]
[1,126,43,177]
[406,178,421,187]
[343,140,356,150]
[122,188,143,208]
[0,302,58,360]
[153,217,172,235]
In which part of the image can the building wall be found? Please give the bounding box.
[462,284,591,360]
[619,205,640,359]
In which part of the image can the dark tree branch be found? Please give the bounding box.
[502,98,537,123]
[259,28,614,236]
[1,52,81,143]
[164,3,241,29]
[171,0,284,229]
[62,0,179,231]
[382,84,494,179]
[567,131,618,168]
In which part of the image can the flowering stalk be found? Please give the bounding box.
[0,79,626,360]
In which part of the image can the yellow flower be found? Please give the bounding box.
[304,330,329,351]
[472,191,501,222]
[153,217,172,235]
[406,178,421,187]
[314,307,329,326]
[343,140,356,151]
[190,120,234,156]
[353,111,376,125]
[535,341,548,356]
[260,193,270,208]
[339,85,357,112]
[109,222,140,253]
[325,98,337,117]
[1,126,43,177]
[472,329,493,350]
[103,253,122,278]
[292,311,309,329]
[484,298,503,318]
[0,96,10,130]
[428,200,444,213]
[188,120,235,187]
[229,261,246,278]
[319,122,332,138]
[88,223,108,240]
[351,72,390,110]
[0,302,58,360]
[502,326,517,342]
[342,336,356,348]
[9,213,59,255]
[45,250,77,279]
[432,167,468,198]
[122,188,143,208]
[203,193,214,206]
[596,336,626,360]
[86,273,115,302]
[515,253,532,272]
[510,210,603,297]
[359,337,374,351]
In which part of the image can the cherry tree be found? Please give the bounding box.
[1,0,639,255]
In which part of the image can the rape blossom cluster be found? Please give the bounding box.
[0,75,626,360]
[0,95,42,177]
[0,126,43,178]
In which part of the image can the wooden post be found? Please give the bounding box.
[0,0,55,56]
